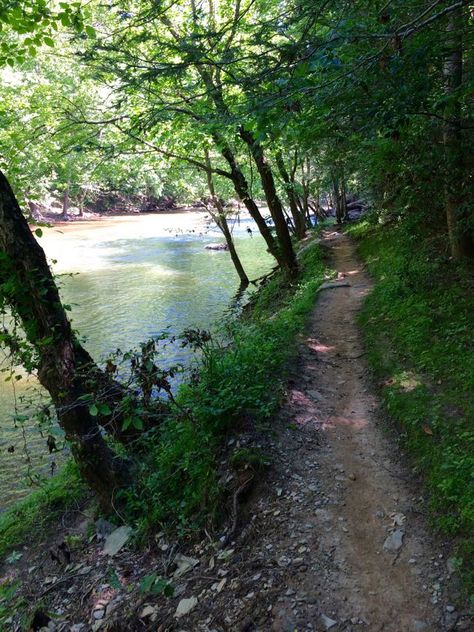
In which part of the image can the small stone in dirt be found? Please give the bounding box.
[216,578,227,593]
[307,390,323,401]
[140,605,157,618]
[175,597,198,618]
[412,621,428,632]
[103,526,133,556]
[446,605,455,613]
[408,558,417,564]
[383,529,404,552]
[320,614,337,629]
[173,553,199,578]
[348,473,356,481]
[78,565,92,575]
[93,609,105,620]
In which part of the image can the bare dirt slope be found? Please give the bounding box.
[176,231,467,632]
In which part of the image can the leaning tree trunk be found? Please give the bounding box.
[215,138,282,266]
[240,129,298,278]
[275,151,306,240]
[443,8,474,260]
[204,150,249,286]
[0,170,130,509]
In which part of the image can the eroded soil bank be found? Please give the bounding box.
[2,231,471,631]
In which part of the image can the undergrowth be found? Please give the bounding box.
[348,219,474,598]
[0,236,328,558]
[122,238,328,535]
[0,461,86,559]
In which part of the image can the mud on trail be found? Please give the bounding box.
[178,231,468,632]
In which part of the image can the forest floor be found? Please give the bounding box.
[2,231,471,632]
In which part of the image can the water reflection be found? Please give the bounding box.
[0,212,273,507]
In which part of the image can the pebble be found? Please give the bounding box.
[383,529,404,552]
[175,597,198,618]
[93,610,105,621]
[320,614,337,629]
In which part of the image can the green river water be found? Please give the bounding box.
[0,212,273,508]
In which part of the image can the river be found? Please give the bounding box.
[0,211,273,508]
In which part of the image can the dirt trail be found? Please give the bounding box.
[5,232,467,632]
[182,231,464,632]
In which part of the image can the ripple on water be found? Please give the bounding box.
[0,213,273,508]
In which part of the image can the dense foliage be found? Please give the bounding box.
[0,0,472,593]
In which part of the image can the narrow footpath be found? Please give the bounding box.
[8,232,469,631]
[180,231,467,632]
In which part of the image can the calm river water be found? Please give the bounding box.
[0,212,273,508]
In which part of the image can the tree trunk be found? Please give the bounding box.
[204,150,249,286]
[61,185,70,220]
[275,151,306,239]
[215,138,282,265]
[340,173,348,222]
[443,9,473,260]
[239,129,298,278]
[332,174,344,225]
[0,170,130,509]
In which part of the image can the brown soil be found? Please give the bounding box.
[2,231,471,632]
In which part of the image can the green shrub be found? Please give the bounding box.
[123,238,328,535]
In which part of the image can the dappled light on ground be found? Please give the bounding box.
[322,414,369,431]
[305,338,336,353]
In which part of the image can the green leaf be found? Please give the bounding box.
[98,403,112,416]
[43,36,55,47]
[89,403,98,416]
[85,25,96,38]
[35,228,43,238]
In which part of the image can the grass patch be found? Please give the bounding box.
[347,220,474,597]
[123,236,329,535]
[0,461,86,559]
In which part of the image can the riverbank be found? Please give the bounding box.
[2,229,471,631]
[0,211,273,510]
[0,230,329,629]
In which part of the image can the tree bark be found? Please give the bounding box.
[239,129,298,277]
[204,150,249,286]
[61,184,70,220]
[0,170,130,509]
[215,138,282,264]
[443,8,473,260]
[275,151,306,239]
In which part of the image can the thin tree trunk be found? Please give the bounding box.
[216,139,282,265]
[204,150,249,286]
[239,129,298,277]
[443,9,473,260]
[0,170,130,509]
[275,151,306,239]
[61,184,70,220]
[332,174,344,225]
